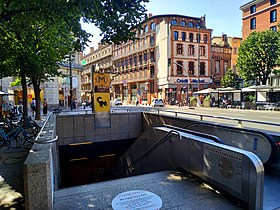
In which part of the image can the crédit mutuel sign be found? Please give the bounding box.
[176,78,205,84]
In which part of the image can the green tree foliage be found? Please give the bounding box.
[220,69,239,88]
[237,30,280,86]
[0,0,149,119]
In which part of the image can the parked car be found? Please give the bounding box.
[151,98,164,107]
[111,99,123,106]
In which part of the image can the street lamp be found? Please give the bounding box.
[197,22,201,91]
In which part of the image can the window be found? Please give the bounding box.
[182,32,186,41]
[203,35,208,43]
[199,62,205,76]
[176,44,183,54]
[139,54,142,65]
[171,19,177,25]
[176,61,183,75]
[150,22,156,30]
[271,26,277,32]
[125,59,128,67]
[144,25,148,33]
[250,5,256,14]
[271,0,277,5]
[150,51,155,62]
[224,62,228,72]
[180,20,186,27]
[188,45,195,55]
[199,46,206,56]
[271,10,277,23]
[197,33,201,43]
[150,35,155,46]
[215,61,220,74]
[250,18,256,30]
[188,22,194,27]
[189,33,193,42]
[233,47,237,54]
[134,56,137,64]
[130,57,132,65]
[188,62,194,75]
[144,52,148,61]
[151,66,155,78]
[174,31,178,40]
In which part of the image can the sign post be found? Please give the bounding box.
[93,72,111,128]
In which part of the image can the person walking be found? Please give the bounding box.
[43,98,48,115]
[30,98,36,117]
[2,100,10,119]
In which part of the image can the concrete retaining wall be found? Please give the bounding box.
[56,113,143,145]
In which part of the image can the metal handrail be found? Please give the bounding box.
[127,129,182,172]
[30,113,58,144]
[29,135,58,144]
[150,109,280,128]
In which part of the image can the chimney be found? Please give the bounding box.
[90,47,94,53]
[98,43,103,49]
[222,34,227,43]
[148,13,153,18]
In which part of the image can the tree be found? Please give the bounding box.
[220,69,239,88]
[0,0,149,119]
[237,30,280,86]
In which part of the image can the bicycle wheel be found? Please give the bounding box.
[10,132,26,148]
[0,135,11,150]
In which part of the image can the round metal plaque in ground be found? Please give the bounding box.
[112,190,162,210]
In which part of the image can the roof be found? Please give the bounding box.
[240,0,265,10]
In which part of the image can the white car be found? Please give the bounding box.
[111,99,123,106]
[151,98,164,107]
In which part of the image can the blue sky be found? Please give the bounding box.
[82,0,247,53]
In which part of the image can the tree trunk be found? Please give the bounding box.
[33,80,41,120]
[20,70,28,118]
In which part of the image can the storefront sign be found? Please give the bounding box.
[176,78,205,83]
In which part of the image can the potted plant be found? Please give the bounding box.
[189,96,197,107]
[203,95,211,107]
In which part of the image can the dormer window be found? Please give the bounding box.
[171,19,177,25]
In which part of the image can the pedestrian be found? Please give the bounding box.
[2,100,10,119]
[18,97,23,114]
[43,98,48,115]
[211,96,215,107]
[30,98,36,117]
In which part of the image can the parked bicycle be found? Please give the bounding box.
[0,121,29,148]
[0,116,41,149]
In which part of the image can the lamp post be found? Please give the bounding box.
[197,22,201,91]
[69,54,73,111]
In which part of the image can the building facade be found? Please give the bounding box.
[81,44,113,102]
[0,52,83,107]
[111,14,212,105]
[240,0,280,87]
[240,0,279,39]
[211,34,232,88]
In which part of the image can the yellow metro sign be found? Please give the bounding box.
[94,93,110,112]
[94,73,110,87]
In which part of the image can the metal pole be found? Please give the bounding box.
[91,64,95,113]
[69,54,73,111]
[197,24,200,91]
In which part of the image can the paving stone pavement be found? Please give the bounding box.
[0,115,46,209]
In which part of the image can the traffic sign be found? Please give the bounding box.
[81,60,87,65]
